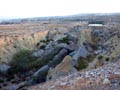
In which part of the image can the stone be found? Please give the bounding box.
[6,84,19,90]
[32,65,49,83]
[18,81,28,89]
[47,55,77,80]
[65,42,77,51]
[32,49,44,58]
[103,78,110,85]
[33,65,49,77]
[0,64,10,74]
[114,70,120,75]
[69,51,76,57]
[73,45,89,60]
[48,48,68,68]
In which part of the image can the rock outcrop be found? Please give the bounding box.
[47,55,77,80]
[28,61,120,90]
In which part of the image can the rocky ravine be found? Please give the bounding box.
[0,21,120,90]
[28,61,120,90]
[27,24,120,90]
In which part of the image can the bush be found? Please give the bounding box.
[97,55,104,66]
[57,35,70,44]
[0,79,4,83]
[10,49,35,72]
[40,44,46,49]
[75,59,88,70]
[98,55,103,60]
[105,57,110,62]
[10,47,63,73]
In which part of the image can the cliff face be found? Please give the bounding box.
[0,30,48,64]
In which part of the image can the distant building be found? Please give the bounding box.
[88,24,105,30]
[88,24,104,27]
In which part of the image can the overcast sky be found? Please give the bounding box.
[0,0,120,19]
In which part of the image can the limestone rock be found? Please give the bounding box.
[0,64,10,74]
[32,65,49,83]
[32,49,44,58]
[103,78,110,85]
[73,45,89,60]
[33,65,49,77]
[78,29,93,46]
[114,70,120,75]
[48,48,68,68]
[47,55,77,80]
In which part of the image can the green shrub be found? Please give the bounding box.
[97,55,104,66]
[10,46,63,73]
[57,35,70,44]
[0,79,4,83]
[75,59,88,70]
[40,44,46,49]
[98,55,103,60]
[105,57,110,62]
[10,49,35,72]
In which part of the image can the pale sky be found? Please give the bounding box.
[0,0,120,19]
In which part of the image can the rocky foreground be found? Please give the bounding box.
[28,61,120,90]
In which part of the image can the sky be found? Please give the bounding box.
[0,0,120,19]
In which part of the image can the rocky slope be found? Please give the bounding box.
[0,22,81,64]
[0,20,120,90]
[0,30,48,63]
[28,61,120,90]
[27,23,120,90]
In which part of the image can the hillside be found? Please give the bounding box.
[0,15,120,90]
[28,61,120,90]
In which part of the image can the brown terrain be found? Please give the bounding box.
[0,22,80,64]
[0,14,120,90]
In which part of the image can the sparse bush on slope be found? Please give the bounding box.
[10,46,63,73]
[75,57,88,70]
[10,49,35,72]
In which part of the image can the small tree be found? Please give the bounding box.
[98,55,103,60]
[75,58,88,70]
[105,57,110,62]
[10,49,35,72]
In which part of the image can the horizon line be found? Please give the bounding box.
[0,12,120,21]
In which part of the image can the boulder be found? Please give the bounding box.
[46,29,68,41]
[33,65,49,77]
[48,48,68,68]
[78,29,93,46]
[103,78,110,85]
[0,64,10,74]
[29,46,63,70]
[47,55,77,80]
[69,51,76,57]
[32,49,44,58]
[32,65,49,83]
[65,42,78,52]
[73,45,89,60]
[58,42,77,52]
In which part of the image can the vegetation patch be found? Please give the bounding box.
[98,55,103,60]
[75,57,88,70]
[0,79,4,83]
[10,49,35,72]
[105,57,110,62]
[57,35,70,44]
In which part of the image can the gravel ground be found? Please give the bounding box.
[28,61,120,90]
